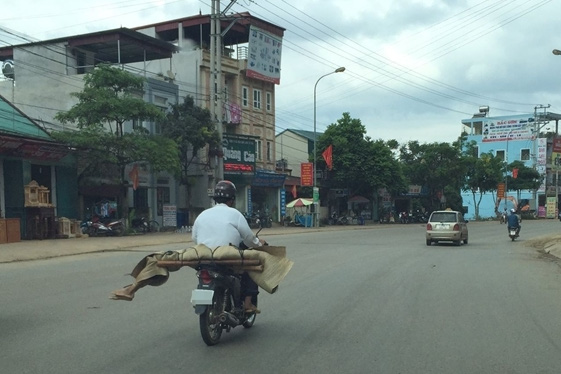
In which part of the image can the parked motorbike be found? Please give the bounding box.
[329,212,348,225]
[258,212,272,228]
[243,212,261,229]
[131,217,160,233]
[81,216,124,237]
[191,236,265,346]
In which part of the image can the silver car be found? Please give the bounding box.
[425,210,468,246]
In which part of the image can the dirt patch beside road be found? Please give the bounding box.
[526,234,561,257]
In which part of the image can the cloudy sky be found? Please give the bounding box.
[1,0,560,145]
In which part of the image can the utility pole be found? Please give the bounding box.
[210,1,238,186]
[533,104,551,213]
[210,0,224,183]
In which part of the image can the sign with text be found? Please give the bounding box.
[222,134,256,176]
[497,183,505,199]
[246,25,282,84]
[301,162,313,186]
[163,205,177,227]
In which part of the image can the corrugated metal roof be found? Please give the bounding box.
[0,94,51,140]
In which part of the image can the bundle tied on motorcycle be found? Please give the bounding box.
[111,244,293,300]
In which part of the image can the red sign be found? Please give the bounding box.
[553,138,561,153]
[224,163,254,173]
[300,162,313,186]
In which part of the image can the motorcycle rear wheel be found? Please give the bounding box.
[112,223,125,236]
[199,290,224,346]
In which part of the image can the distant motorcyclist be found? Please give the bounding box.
[507,208,521,236]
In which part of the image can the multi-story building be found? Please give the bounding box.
[0,28,179,226]
[460,107,561,220]
[132,12,286,223]
[0,11,287,226]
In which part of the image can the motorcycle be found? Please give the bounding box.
[243,212,261,229]
[258,212,272,228]
[500,211,507,224]
[329,212,348,225]
[508,226,519,241]
[191,236,265,346]
[131,217,160,233]
[81,216,124,237]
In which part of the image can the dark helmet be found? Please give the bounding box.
[214,180,237,200]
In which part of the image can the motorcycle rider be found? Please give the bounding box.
[110,181,265,311]
[192,180,265,314]
[507,208,521,237]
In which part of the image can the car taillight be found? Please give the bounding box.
[453,223,460,231]
[198,269,213,285]
[426,223,432,230]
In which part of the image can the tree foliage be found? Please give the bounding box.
[399,140,466,212]
[462,141,505,219]
[51,64,180,217]
[160,96,220,186]
[317,112,405,197]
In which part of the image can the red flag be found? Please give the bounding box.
[291,184,297,198]
[512,168,519,179]
[128,164,139,190]
[322,145,333,170]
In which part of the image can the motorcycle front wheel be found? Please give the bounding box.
[199,289,224,346]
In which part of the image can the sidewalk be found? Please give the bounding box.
[0,223,376,264]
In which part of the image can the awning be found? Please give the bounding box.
[0,134,70,161]
[348,195,370,203]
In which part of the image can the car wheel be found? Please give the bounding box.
[463,237,468,244]
[426,239,431,246]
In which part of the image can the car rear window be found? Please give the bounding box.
[430,212,457,223]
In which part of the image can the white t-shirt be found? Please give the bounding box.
[192,203,260,248]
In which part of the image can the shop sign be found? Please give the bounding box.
[301,162,313,186]
[223,134,256,176]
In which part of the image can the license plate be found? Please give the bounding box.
[190,289,214,306]
[510,230,516,235]
[436,224,449,230]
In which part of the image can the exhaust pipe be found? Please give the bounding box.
[218,311,239,327]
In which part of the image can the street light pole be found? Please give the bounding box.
[313,66,345,227]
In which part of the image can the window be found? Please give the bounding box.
[496,150,505,161]
[266,141,272,161]
[266,92,272,112]
[521,149,530,161]
[253,89,261,109]
[256,139,262,161]
[242,86,249,107]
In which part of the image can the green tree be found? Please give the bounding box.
[399,140,466,212]
[160,95,220,206]
[462,141,505,220]
[317,112,405,198]
[506,160,542,202]
[52,64,180,218]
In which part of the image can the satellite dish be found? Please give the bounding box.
[2,59,14,79]
[166,70,175,80]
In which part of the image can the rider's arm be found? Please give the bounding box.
[236,214,263,248]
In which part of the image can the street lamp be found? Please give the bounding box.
[313,66,345,227]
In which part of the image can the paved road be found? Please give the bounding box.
[2,220,561,373]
